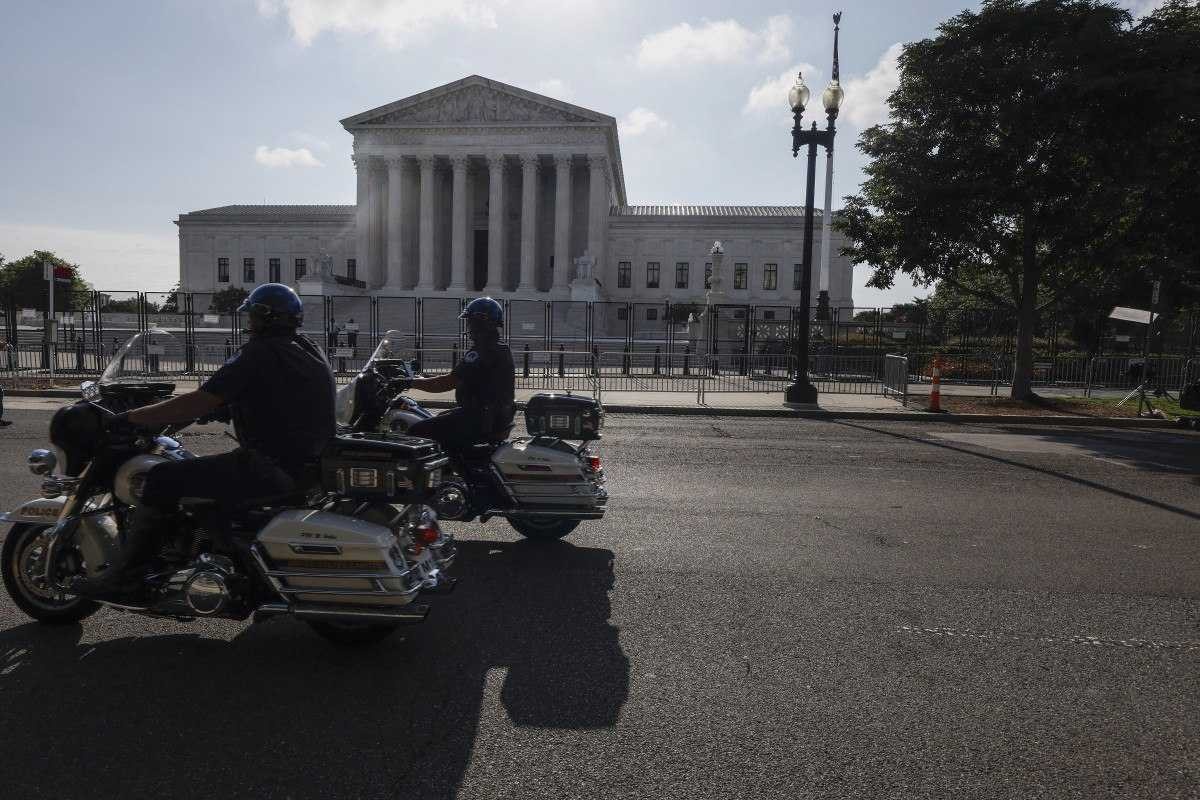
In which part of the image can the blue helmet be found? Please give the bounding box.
[238,283,303,328]
[459,297,503,327]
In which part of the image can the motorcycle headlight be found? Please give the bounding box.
[28,449,57,476]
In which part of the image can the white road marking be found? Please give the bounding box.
[896,624,1200,652]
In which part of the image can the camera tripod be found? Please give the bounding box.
[1117,363,1175,417]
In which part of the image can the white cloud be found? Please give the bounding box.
[254,145,324,167]
[743,63,820,116]
[841,43,903,129]
[256,0,499,48]
[0,223,178,291]
[288,130,330,150]
[534,78,570,100]
[635,15,792,70]
[1119,0,1165,17]
[619,107,669,137]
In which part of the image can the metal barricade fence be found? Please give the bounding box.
[882,354,909,405]
[596,349,708,393]
[1083,355,1190,397]
[702,353,796,392]
[809,353,886,394]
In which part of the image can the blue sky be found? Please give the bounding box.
[0,0,1156,304]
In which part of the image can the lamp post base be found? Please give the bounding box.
[784,380,819,405]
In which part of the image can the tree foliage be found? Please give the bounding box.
[209,286,249,314]
[837,0,1199,397]
[0,250,93,311]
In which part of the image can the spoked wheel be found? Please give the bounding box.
[507,516,580,541]
[1,524,100,624]
[306,620,400,646]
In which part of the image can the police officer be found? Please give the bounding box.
[408,297,515,451]
[72,284,335,593]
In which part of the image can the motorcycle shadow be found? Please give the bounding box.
[0,538,628,800]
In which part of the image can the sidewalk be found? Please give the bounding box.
[4,385,1183,427]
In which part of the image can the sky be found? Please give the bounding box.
[0,0,1161,305]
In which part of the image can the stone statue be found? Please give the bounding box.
[318,253,335,279]
[573,251,596,282]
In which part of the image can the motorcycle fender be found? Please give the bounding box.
[0,496,68,525]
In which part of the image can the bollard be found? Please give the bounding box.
[653,346,661,375]
[75,338,84,372]
[224,338,232,360]
[522,344,530,377]
[929,354,943,412]
[452,342,459,370]
[622,346,630,375]
[592,345,599,377]
[558,344,565,377]
[186,343,195,374]
[739,348,748,377]
[712,346,721,376]
[414,348,423,374]
[683,344,691,376]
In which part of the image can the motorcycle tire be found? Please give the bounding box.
[2,523,100,624]
[306,620,400,646]
[507,517,580,541]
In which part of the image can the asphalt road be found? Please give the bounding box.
[0,406,1197,800]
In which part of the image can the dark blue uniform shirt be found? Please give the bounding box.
[201,331,335,467]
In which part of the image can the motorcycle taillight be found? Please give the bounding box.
[414,525,440,545]
[587,456,602,472]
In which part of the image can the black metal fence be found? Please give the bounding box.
[3,292,1197,394]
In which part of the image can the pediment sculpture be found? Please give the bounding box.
[362,84,593,125]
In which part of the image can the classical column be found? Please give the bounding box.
[353,155,369,282]
[484,153,506,294]
[552,153,573,293]
[417,155,436,291]
[518,154,540,293]
[449,154,469,292]
[586,154,609,274]
[369,159,388,286]
[385,156,405,289]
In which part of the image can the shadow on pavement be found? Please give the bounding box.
[0,538,628,800]
[837,421,1200,523]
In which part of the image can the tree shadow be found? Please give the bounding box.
[835,421,1200,523]
[0,538,628,800]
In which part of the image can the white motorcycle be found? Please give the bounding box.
[337,331,608,540]
[0,330,456,645]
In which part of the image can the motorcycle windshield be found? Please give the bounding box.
[365,330,409,366]
[99,329,189,385]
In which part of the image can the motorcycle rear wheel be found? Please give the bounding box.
[306,620,400,646]
[2,523,100,624]
[507,517,580,541]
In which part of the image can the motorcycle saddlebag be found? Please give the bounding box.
[320,433,447,502]
[524,393,603,440]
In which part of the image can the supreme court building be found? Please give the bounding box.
[176,75,853,313]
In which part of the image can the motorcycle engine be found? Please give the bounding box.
[430,481,471,521]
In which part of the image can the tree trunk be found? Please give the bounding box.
[1010,216,1041,401]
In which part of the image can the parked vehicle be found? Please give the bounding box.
[1,331,455,645]
[337,331,608,540]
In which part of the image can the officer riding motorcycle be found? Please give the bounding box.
[407,297,516,452]
[71,283,336,595]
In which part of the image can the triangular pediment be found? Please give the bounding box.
[341,76,610,128]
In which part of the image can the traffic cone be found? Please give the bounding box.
[929,355,942,412]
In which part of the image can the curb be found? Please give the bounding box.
[5,389,1186,429]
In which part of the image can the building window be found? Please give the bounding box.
[617,307,628,321]
[704,262,712,290]
[243,258,255,283]
[618,262,631,288]
[295,258,307,280]
[646,307,658,321]
[764,310,776,320]
[734,263,747,290]
[269,258,281,283]
[346,258,357,281]
[646,262,660,289]
[794,263,803,290]
[675,262,689,289]
[763,263,778,290]
[217,257,230,283]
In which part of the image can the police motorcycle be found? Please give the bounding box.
[337,331,608,540]
[0,330,455,645]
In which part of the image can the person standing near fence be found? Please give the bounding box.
[0,337,11,427]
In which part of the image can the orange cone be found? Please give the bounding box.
[929,355,942,412]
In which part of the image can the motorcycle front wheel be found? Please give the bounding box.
[507,517,580,541]
[1,523,100,624]
[306,620,400,646]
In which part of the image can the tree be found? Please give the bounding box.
[209,286,249,314]
[0,250,92,311]
[836,0,1189,399]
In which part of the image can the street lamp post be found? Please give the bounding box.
[784,12,844,405]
